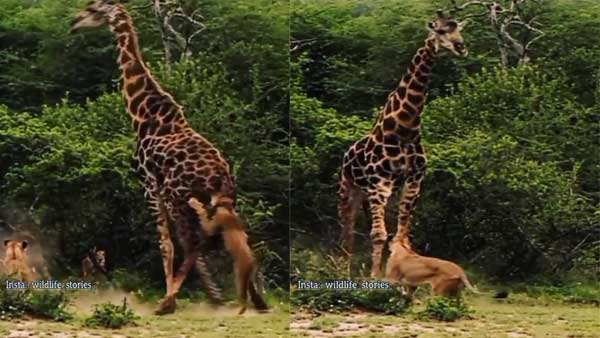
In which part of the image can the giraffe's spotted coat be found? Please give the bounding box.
[338,14,468,278]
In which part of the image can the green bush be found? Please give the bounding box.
[26,290,72,321]
[0,288,28,320]
[417,297,473,322]
[0,286,72,321]
[292,288,409,315]
[84,298,139,329]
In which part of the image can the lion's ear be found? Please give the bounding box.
[3,240,9,247]
[22,240,28,249]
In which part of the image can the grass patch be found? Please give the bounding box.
[517,282,600,304]
[308,316,340,331]
[416,297,473,322]
[84,297,139,329]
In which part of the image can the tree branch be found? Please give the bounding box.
[447,0,545,67]
[150,0,207,62]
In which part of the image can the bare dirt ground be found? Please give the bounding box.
[0,289,290,338]
[290,295,599,338]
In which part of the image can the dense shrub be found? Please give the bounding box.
[84,298,139,329]
[417,297,473,322]
[0,285,72,321]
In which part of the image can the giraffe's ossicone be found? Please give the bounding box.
[70,0,268,315]
[338,10,469,278]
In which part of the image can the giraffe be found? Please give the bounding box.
[70,0,268,315]
[338,11,468,278]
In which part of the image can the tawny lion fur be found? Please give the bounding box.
[188,197,268,314]
[385,239,476,299]
[81,247,107,278]
[2,240,35,282]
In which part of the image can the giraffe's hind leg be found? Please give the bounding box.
[149,182,178,315]
[338,176,364,275]
[367,182,393,278]
[169,248,223,306]
[155,212,177,315]
[170,205,223,307]
[195,254,224,305]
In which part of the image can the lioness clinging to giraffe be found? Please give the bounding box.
[339,10,468,278]
[70,0,268,315]
[188,197,268,315]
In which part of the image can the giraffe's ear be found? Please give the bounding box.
[22,240,28,249]
[457,20,468,31]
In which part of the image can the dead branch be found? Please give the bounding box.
[448,0,545,67]
[151,0,206,63]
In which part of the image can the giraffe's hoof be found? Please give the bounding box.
[154,296,176,315]
[237,306,247,315]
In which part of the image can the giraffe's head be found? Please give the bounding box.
[427,10,468,57]
[69,0,127,33]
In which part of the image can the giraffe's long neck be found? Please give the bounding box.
[108,6,186,138]
[375,37,438,139]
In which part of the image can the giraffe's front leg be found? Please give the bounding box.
[394,175,424,250]
[367,182,393,278]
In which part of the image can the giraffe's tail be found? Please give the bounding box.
[188,197,269,314]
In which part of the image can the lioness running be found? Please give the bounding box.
[2,240,35,282]
[81,246,109,279]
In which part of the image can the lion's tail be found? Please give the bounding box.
[460,272,478,293]
[460,272,509,299]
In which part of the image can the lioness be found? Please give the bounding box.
[81,246,108,279]
[188,197,269,315]
[2,240,35,282]
[385,238,476,299]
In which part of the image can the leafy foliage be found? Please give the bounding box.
[0,284,72,321]
[0,287,28,320]
[292,288,409,315]
[417,297,473,322]
[84,298,139,329]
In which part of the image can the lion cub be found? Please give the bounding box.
[2,240,35,282]
[385,238,476,299]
